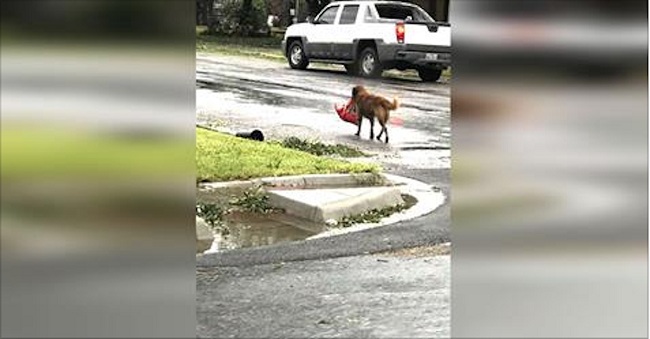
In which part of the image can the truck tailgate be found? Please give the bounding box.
[405,22,451,47]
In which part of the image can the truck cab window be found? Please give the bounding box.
[316,6,339,24]
[339,5,360,25]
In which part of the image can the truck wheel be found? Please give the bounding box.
[357,47,382,78]
[418,68,442,82]
[288,41,309,70]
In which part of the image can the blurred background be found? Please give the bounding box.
[451,0,647,337]
[1,0,197,337]
[1,0,647,338]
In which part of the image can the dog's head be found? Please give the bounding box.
[352,85,367,99]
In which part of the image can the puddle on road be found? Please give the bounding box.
[197,80,288,106]
[211,215,320,251]
[205,212,324,253]
[385,149,451,169]
[197,186,326,253]
[197,78,332,110]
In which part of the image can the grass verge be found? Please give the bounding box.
[196,127,379,182]
[196,28,285,62]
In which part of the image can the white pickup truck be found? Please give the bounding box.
[281,1,451,82]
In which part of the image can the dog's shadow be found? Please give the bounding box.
[338,133,393,150]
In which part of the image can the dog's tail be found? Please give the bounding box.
[381,97,400,111]
[391,97,400,110]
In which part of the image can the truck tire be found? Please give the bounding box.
[357,47,382,78]
[418,68,442,82]
[288,41,309,70]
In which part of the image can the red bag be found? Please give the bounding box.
[334,99,404,126]
[334,99,358,125]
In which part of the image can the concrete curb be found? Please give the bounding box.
[306,173,445,239]
[267,186,404,223]
[198,173,387,191]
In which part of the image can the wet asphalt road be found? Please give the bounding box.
[196,54,450,337]
[196,54,451,170]
[198,253,449,338]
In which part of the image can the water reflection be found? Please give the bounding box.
[214,212,321,251]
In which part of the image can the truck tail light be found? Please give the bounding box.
[396,21,405,44]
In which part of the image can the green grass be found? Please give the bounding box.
[196,127,379,182]
[196,28,285,62]
[1,126,192,180]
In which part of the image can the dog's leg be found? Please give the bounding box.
[355,115,362,137]
[376,109,387,142]
[377,122,388,143]
[369,117,375,140]
[376,115,385,140]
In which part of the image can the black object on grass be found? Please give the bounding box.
[235,129,264,141]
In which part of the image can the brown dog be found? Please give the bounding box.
[351,85,399,143]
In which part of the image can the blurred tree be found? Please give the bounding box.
[281,0,295,27]
[239,0,254,35]
[2,0,192,42]
[197,0,214,26]
[305,0,329,19]
[205,0,268,36]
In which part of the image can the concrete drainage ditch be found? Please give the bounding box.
[196,173,445,254]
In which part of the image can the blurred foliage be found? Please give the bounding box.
[205,0,269,36]
[337,194,416,228]
[1,0,193,42]
[229,186,282,214]
[196,203,224,228]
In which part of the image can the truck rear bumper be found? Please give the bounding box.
[396,50,451,67]
[377,44,451,69]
